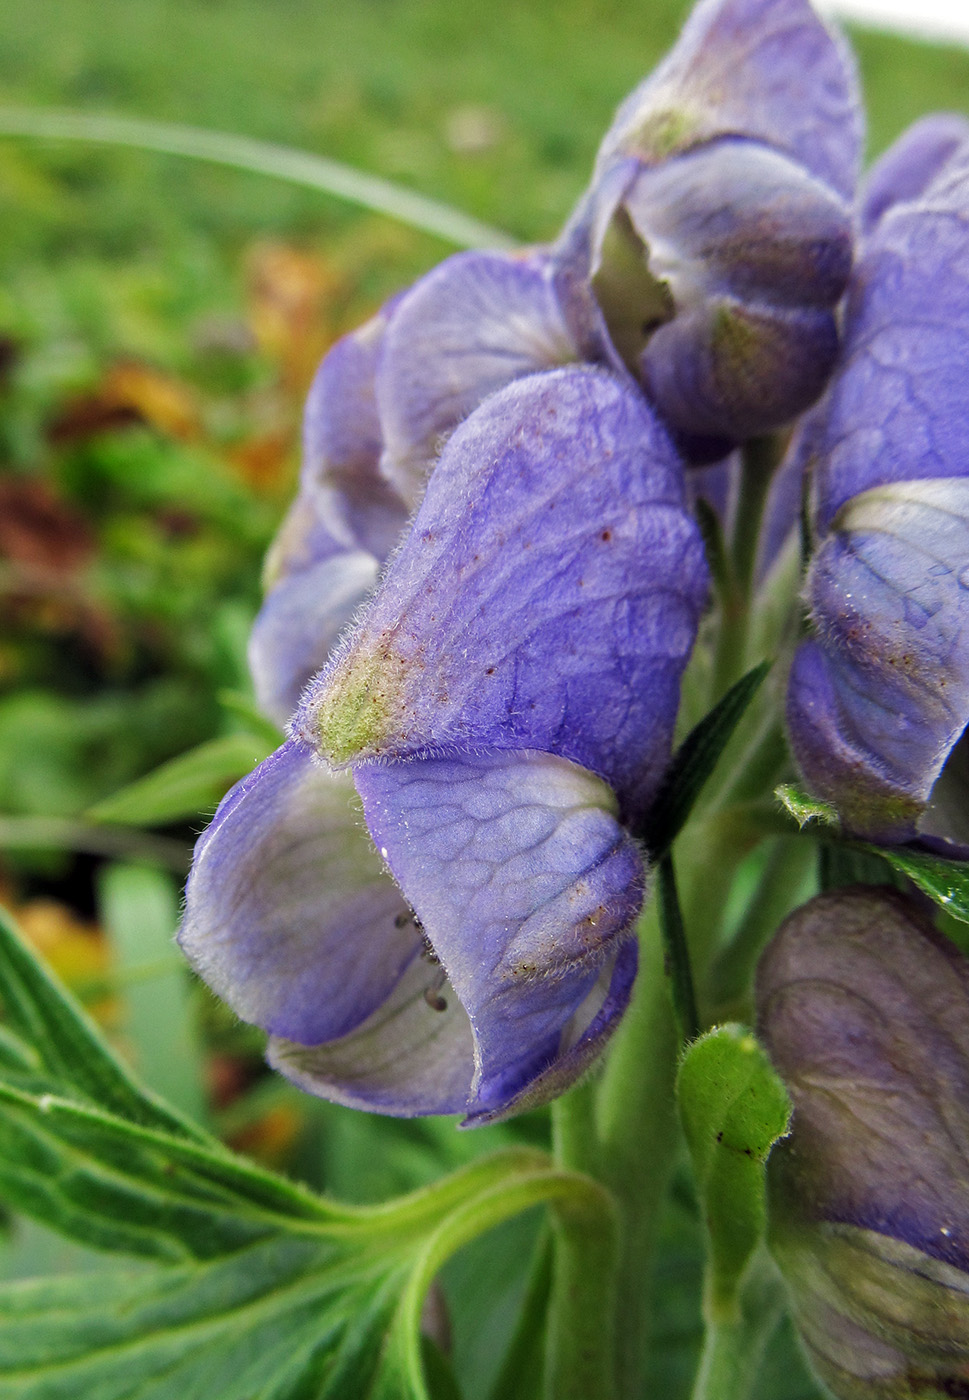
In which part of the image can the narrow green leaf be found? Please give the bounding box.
[485,1231,552,1400]
[0,904,203,1142]
[657,854,700,1046]
[217,690,287,750]
[774,784,838,830]
[0,107,515,250]
[0,1153,604,1400]
[0,1084,342,1259]
[676,1025,790,1320]
[864,841,969,924]
[86,734,272,827]
[642,662,771,855]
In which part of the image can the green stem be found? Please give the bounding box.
[547,1084,619,1399]
[708,836,817,1018]
[593,897,681,1397]
[545,1186,620,1400]
[657,853,700,1044]
[711,436,784,701]
[690,1255,785,1400]
[732,437,782,602]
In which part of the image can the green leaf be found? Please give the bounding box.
[484,1231,552,1400]
[676,1025,791,1321]
[0,905,609,1397]
[774,784,838,830]
[0,1235,408,1400]
[0,1152,598,1400]
[864,841,969,924]
[642,663,771,855]
[0,904,201,1142]
[217,690,287,750]
[86,733,273,827]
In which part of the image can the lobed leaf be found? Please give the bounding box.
[0,1236,407,1400]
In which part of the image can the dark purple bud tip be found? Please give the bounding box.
[757,887,969,1397]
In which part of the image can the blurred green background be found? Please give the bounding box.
[0,1,967,1394]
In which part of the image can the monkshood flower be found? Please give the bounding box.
[757,887,969,1398]
[785,123,969,843]
[248,246,593,723]
[560,0,859,456]
[182,367,709,1123]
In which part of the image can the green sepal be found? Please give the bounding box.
[642,662,771,856]
[676,1025,791,1321]
[775,784,838,830]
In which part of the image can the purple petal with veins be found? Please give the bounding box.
[355,749,644,1121]
[375,249,583,503]
[179,739,420,1046]
[300,366,708,821]
[596,0,861,199]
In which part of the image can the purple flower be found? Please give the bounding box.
[757,887,969,1398]
[784,130,969,843]
[561,0,859,455]
[249,248,591,725]
[181,368,708,1122]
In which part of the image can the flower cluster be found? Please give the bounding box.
[181,0,870,1125]
[180,0,969,1215]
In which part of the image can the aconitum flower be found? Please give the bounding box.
[560,0,859,456]
[180,0,868,1122]
[785,128,969,843]
[757,888,969,1398]
[182,369,708,1122]
[248,248,592,724]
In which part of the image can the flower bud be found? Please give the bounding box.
[757,887,969,1398]
[589,140,851,447]
[562,0,860,454]
[784,132,969,843]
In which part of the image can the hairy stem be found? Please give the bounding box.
[690,1253,786,1400]
[548,1089,620,1400]
[592,897,681,1397]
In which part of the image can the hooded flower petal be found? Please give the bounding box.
[578,27,854,452]
[268,952,476,1118]
[860,113,969,235]
[596,0,861,198]
[758,887,969,1397]
[808,140,969,534]
[301,305,408,560]
[788,479,969,841]
[179,739,421,1046]
[374,250,585,503]
[248,313,410,724]
[785,141,969,840]
[248,537,379,728]
[354,750,644,1121]
[299,366,708,819]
